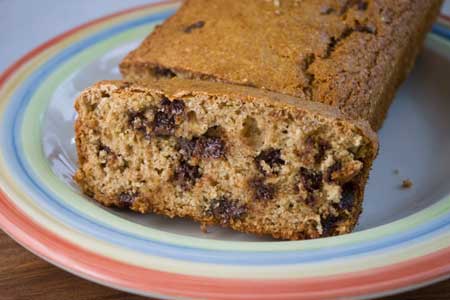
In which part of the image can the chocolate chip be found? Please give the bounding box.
[99,144,111,154]
[152,66,176,78]
[255,148,285,175]
[340,0,368,15]
[315,140,331,163]
[184,20,205,33]
[160,98,185,116]
[152,99,185,137]
[152,111,175,136]
[176,128,226,160]
[193,136,226,159]
[355,23,376,34]
[118,192,137,208]
[99,144,115,168]
[327,161,342,182]
[100,90,110,98]
[249,178,276,201]
[299,167,323,192]
[210,196,246,225]
[321,215,340,237]
[320,6,335,15]
[159,97,171,106]
[177,137,197,159]
[128,111,148,132]
[171,160,201,190]
[357,1,368,10]
[305,136,331,164]
[171,101,185,115]
[339,183,355,210]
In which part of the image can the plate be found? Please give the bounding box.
[1,1,450,299]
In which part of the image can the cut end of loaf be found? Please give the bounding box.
[74,80,377,240]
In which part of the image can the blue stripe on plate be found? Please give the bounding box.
[433,23,450,40]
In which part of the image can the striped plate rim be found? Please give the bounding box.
[0,1,449,299]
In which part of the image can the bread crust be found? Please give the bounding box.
[120,0,443,130]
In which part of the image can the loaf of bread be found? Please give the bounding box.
[74,79,378,240]
[120,0,443,129]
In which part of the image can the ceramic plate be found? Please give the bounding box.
[1,1,450,299]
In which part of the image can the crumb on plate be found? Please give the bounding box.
[401,179,413,189]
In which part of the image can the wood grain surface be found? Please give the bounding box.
[0,230,448,300]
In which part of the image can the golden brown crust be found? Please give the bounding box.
[74,79,378,240]
[120,0,443,130]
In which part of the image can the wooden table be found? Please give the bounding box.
[1,230,448,300]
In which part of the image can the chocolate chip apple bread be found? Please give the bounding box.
[120,0,443,130]
[74,79,378,240]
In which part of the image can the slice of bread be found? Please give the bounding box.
[74,79,378,240]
